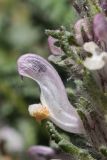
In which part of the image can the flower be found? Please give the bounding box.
[28,145,73,160]
[48,36,63,56]
[83,41,107,90]
[17,53,85,134]
[93,13,107,50]
[100,0,107,13]
[74,18,93,46]
[28,145,55,160]
[83,41,107,70]
[0,126,24,153]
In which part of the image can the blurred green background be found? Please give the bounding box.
[0,0,78,159]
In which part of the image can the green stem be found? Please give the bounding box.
[85,0,101,17]
[100,146,107,157]
[46,121,96,160]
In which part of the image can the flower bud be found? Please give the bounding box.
[48,36,62,56]
[93,13,107,50]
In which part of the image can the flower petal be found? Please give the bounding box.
[83,41,101,55]
[28,104,50,121]
[83,55,105,70]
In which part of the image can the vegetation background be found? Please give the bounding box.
[0,0,78,159]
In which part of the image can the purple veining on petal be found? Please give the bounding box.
[48,36,62,55]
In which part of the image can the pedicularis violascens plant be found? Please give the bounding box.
[17,0,107,160]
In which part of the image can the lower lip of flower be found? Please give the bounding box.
[29,105,50,122]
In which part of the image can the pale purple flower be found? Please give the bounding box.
[17,53,85,134]
[28,146,55,160]
[0,126,24,153]
[48,36,63,56]
[100,0,107,12]
[74,18,93,46]
[28,145,73,160]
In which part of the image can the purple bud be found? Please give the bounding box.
[28,145,74,160]
[74,18,93,46]
[28,146,55,160]
[93,13,107,49]
[48,36,62,55]
[100,0,107,12]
